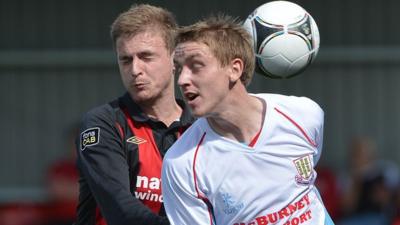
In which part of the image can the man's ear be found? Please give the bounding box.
[229,58,244,83]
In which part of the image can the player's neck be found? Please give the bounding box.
[207,94,264,144]
[140,94,182,127]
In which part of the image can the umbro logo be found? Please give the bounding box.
[126,136,147,145]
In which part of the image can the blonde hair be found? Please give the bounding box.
[177,15,255,86]
[110,4,178,53]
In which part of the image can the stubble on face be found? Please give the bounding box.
[116,31,174,104]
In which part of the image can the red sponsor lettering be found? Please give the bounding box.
[255,216,267,225]
[299,212,308,223]
[303,210,312,222]
[286,210,312,225]
[303,194,310,205]
[233,194,314,225]
[288,203,297,214]
[267,212,278,223]
[292,217,300,225]
[297,199,305,210]
[278,207,289,219]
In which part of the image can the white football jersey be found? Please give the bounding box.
[162,94,334,225]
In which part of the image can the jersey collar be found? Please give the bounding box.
[120,92,195,127]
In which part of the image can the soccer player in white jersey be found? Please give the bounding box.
[162,15,335,225]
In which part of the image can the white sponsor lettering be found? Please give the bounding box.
[136,176,161,189]
[135,190,163,203]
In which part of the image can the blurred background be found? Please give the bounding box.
[0,0,399,224]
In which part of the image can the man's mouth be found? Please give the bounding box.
[185,92,199,102]
[134,82,148,88]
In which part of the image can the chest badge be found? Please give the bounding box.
[293,154,314,185]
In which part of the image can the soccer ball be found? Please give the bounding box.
[243,1,320,79]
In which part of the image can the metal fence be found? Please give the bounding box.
[0,0,399,202]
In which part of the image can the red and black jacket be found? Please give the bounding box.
[74,93,194,225]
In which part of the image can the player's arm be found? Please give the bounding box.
[162,154,212,225]
[77,107,169,225]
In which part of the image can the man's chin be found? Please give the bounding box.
[190,107,206,118]
[129,93,154,103]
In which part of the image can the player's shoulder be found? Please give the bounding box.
[256,93,320,107]
[254,93,324,131]
[80,98,121,128]
[257,93,323,117]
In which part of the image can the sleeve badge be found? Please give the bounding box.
[80,127,100,150]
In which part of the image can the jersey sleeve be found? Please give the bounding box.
[270,94,325,164]
[162,148,212,225]
[76,106,169,225]
[301,97,324,164]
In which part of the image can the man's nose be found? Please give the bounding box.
[131,58,143,76]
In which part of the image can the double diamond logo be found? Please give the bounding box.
[126,136,147,145]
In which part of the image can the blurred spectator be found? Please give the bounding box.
[391,185,400,225]
[338,136,400,225]
[41,124,79,225]
[42,158,78,225]
[0,203,44,225]
[315,164,340,220]
[339,136,377,215]
[0,124,79,225]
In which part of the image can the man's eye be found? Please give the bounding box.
[120,59,130,65]
[142,56,153,61]
[139,53,154,61]
[191,62,203,71]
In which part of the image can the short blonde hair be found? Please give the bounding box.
[177,15,255,86]
[110,4,178,53]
